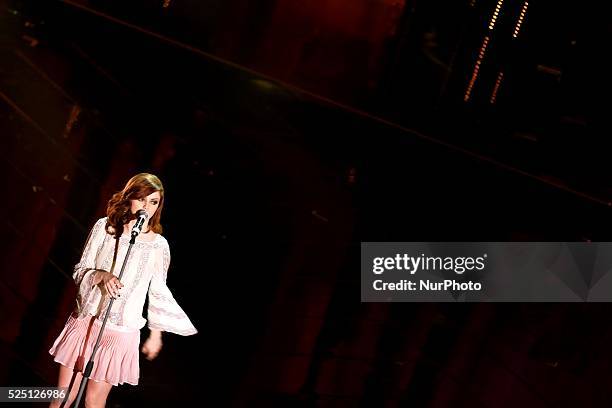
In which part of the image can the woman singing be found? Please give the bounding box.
[49,173,197,407]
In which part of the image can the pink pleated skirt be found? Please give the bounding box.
[49,313,140,386]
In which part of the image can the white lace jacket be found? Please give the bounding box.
[72,217,197,336]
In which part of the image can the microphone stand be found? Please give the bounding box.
[63,230,140,408]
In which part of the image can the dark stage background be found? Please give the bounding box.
[1,0,612,406]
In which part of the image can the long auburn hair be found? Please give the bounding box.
[105,173,165,237]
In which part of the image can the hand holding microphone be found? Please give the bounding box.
[131,209,149,237]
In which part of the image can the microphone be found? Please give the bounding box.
[131,209,149,237]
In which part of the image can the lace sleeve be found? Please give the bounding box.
[73,218,106,286]
[147,239,197,336]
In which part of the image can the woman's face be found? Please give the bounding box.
[130,191,161,221]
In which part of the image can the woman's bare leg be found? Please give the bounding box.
[84,379,113,408]
[49,364,82,408]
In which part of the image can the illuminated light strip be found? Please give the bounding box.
[464,1,503,101]
[488,0,504,30]
[513,1,529,38]
[464,36,490,101]
[490,71,504,104]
